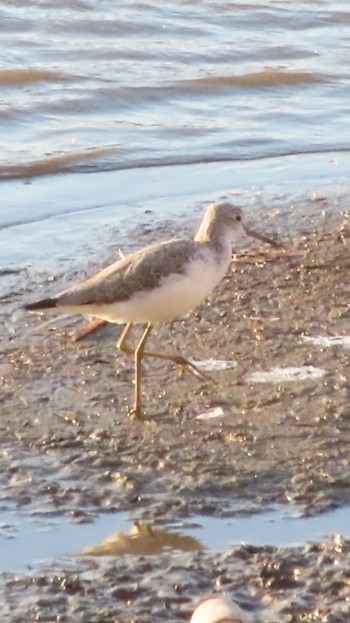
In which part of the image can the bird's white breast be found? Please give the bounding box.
[92,248,230,324]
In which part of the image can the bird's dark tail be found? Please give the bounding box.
[24,298,58,311]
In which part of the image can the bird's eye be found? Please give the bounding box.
[235,214,241,222]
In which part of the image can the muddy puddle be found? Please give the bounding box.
[2,504,350,575]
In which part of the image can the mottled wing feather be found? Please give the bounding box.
[57,239,199,307]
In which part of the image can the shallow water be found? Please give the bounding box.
[1,1,350,243]
[1,151,350,280]
[2,0,350,179]
[2,505,350,573]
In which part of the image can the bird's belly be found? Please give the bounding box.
[87,256,228,324]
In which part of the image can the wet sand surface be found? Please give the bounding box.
[1,212,350,621]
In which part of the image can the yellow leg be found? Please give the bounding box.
[140,349,209,380]
[133,323,153,419]
[117,322,134,354]
[117,322,211,418]
[117,322,153,418]
[118,322,209,381]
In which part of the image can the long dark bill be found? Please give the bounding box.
[244,225,281,248]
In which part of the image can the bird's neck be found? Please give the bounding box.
[194,215,231,254]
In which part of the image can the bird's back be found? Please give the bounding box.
[55,238,205,308]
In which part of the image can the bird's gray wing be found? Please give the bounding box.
[56,239,200,307]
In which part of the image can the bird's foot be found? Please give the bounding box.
[174,356,211,381]
[127,404,143,420]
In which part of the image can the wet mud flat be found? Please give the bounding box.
[1,216,350,621]
[1,536,350,623]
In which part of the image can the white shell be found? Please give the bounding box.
[190,595,251,623]
[302,335,350,348]
[196,407,225,420]
[194,359,237,371]
[247,365,326,383]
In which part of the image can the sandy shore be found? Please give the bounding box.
[0,214,350,621]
